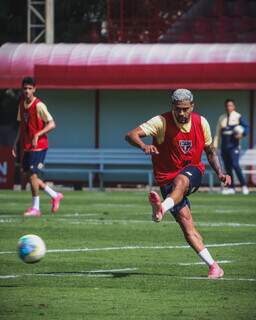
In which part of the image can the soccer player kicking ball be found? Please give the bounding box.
[126,89,231,279]
[12,77,63,217]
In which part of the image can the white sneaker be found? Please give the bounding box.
[242,186,249,195]
[221,188,236,195]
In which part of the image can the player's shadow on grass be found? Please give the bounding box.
[0,285,20,287]
[36,271,177,278]
[36,271,137,278]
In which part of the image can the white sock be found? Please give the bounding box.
[198,248,215,267]
[44,185,58,199]
[32,196,40,210]
[162,197,174,213]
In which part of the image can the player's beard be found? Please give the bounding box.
[177,115,189,124]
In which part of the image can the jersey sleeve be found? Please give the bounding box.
[239,116,249,137]
[201,116,212,146]
[36,102,53,122]
[140,115,166,144]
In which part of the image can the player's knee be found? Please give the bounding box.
[173,175,189,192]
[29,172,38,181]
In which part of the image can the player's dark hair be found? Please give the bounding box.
[225,98,235,106]
[22,76,36,87]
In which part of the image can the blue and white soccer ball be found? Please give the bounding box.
[17,234,46,263]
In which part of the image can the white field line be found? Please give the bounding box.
[0,215,18,218]
[0,219,17,223]
[57,219,256,227]
[51,218,256,227]
[47,242,256,253]
[0,213,100,218]
[91,203,138,207]
[87,268,137,273]
[60,219,161,225]
[0,241,255,256]
[180,276,256,282]
[196,222,256,227]
[177,260,232,266]
[1,216,251,228]
[1,214,256,227]
[0,218,155,225]
[61,213,100,217]
[214,209,254,213]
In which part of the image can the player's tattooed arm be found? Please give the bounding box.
[204,143,231,186]
[204,143,222,175]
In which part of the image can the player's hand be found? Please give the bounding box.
[142,144,159,155]
[218,173,231,187]
[234,133,243,140]
[12,145,17,157]
[32,134,39,148]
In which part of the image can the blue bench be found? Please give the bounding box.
[43,148,215,191]
[240,149,256,178]
[43,148,153,190]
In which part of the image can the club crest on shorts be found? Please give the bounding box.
[37,163,44,169]
[179,140,192,154]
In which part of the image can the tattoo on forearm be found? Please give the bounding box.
[204,144,222,176]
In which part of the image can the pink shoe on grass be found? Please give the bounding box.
[51,193,64,213]
[149,191,164,222]
[208,262,224,279]
[24,208,41,217]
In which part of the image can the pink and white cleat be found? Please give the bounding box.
[24,208,41,217]
[149,191,164,223]
[208,262,224,279]
[51,193,64,213]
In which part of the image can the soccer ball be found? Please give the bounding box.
[233,125,244,135]
[17,234,46,263]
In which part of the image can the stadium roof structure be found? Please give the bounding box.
[0,43,256,89]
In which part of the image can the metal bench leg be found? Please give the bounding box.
[99,173,104,191]
[208,172,213,193]
[148,172,153,190]
[88,172,93,191]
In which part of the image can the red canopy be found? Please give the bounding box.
[0,43,256,89]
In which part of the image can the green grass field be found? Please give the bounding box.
[0,190,256,320]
